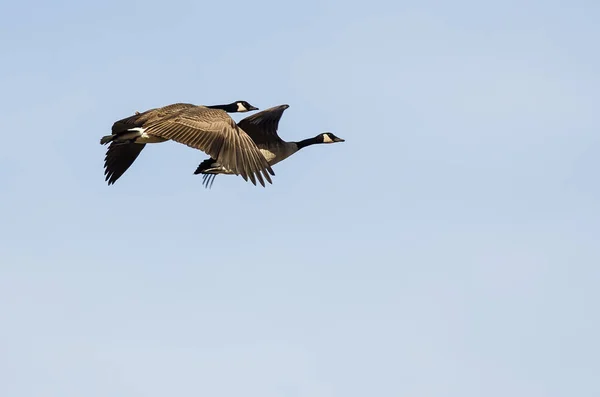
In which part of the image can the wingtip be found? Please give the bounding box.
[256,172,266,187]
[262,169,273,185]
[248,172,257,186]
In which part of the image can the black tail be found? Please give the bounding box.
[100,135,114,145]
[101,111,145,145]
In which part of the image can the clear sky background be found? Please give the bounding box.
[1,0,599,396]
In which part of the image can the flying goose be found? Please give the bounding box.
[194,104,344,188]
[100,101,275,186]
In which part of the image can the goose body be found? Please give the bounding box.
[194,104,344,188]
[259,142,299,165]
[199,142,298,176]
[100,101,275,186]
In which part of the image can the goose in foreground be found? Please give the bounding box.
[100,101,275,186]
[194,104,344,188]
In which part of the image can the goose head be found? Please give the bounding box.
[234,100,259,112]
[207,101,259,113]
[318,132,345,143]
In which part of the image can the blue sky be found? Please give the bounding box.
[1,0,599,396]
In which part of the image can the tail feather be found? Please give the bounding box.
[102,110,145,145]
[100,135,114,145]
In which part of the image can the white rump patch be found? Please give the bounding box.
[127,127,149,138]
[127,127,145,135]
[126,127,166,144]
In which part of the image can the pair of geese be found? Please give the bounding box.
[100,100,345,188]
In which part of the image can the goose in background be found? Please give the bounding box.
[194,104,344,188]
[100,100,275,186]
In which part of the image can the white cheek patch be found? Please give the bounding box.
[237,102,248,112]
[322,134,334,143]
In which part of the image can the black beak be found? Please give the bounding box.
[334,137,345,142]
[248,105,259,111]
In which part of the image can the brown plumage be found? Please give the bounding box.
[142,107,273,186]
[101,101,275,186]
[194,104,345,188]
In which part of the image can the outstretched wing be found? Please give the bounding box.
[104,143,146,185]
[236,104,289,146]
[143,107,274,187]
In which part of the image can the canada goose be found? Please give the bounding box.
[194,104,345,188]
[100,101,275,186]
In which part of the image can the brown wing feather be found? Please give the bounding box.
[111,103,195,134]
[143,107,274,185]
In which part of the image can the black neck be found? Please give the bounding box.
[295,136,320,150]
[206,103,237,112]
